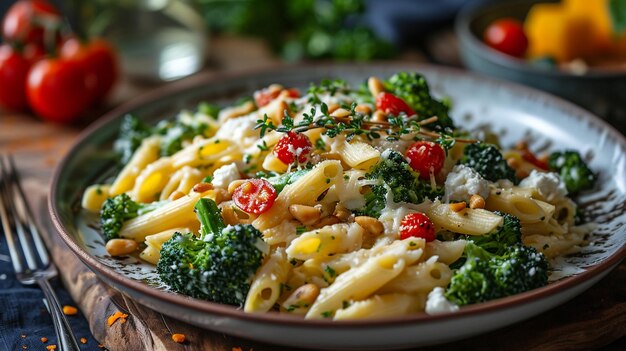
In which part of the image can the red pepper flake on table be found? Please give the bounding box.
[171,333,186,343]
[62,305,78,315]
[107,311,129,326]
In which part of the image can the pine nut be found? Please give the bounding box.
[469,194,486,209]
[289,204,322,226]
[327,103,340,114]
[331,108,351,118]
[228,179,247,194]
[368,76,385,97]
[355,104,371,115]
[372,110,386,122]
[354,216,384,235]
[193,182,213,193]
[282,283,320,312]
[449,202,466,212]
[333,204,352,222]
[106,239,138,257]
[506,157,520,168]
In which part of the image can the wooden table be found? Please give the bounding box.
[1,36,624,351]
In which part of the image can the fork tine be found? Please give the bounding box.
[2,155,38,271]
[2,155,37,271]
[6,154,50,267]
[0,155,24,273]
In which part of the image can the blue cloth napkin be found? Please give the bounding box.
[0,230,98,350]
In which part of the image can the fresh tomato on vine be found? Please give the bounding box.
[233,179,277,215]
[60,37,119,102]
[27,56,96,123]
[274,131,313,164]
[405,141,446,180]
[0,45,31,111]
[399,212,436,242]
[2,0,61,46]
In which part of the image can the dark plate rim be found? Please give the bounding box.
[49,62,626,328]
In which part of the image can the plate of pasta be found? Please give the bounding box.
[50,64,626,350]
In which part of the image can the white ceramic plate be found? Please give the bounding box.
[50,64,626,350]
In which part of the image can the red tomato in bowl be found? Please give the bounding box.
[27,57,96,123]
[0,44,31,111]
[2,0,61,45]
[483,18,528,58]
[60,37,119,102]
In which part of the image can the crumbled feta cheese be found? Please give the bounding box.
[519,170,568,202]
[211,163,240,189]
[444,165,490,203]
[425,287,459,315]
[215,114,258,147]
[371,138,414,154]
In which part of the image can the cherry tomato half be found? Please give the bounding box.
[232,179,277,215]
[399,212,436,242]
[60,37,119,102]
[2,0,61,46]
[254,87,300,107]
[274,131,313,165]
[483,18,528,58]
[375,92,415,117]
[0,44,31,110]
[405,141,446,180]
[27,57,96,123]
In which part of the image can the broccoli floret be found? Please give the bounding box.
[197,102,221,119]
[469,213,521,255]
[157,198,265,306]
[114,114,153,164]
[99,194,165,241]
[460,143,517,184]
[384,72,455,130]
[155,119,209,156]
[548,150,596,194]
[445,241,548,306]
[114,108,212,163]
[357,150,443,218]
[493,245,549,295]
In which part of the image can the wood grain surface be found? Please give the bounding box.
[2,36,625,351]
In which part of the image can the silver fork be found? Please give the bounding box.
[0,154,80,351]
